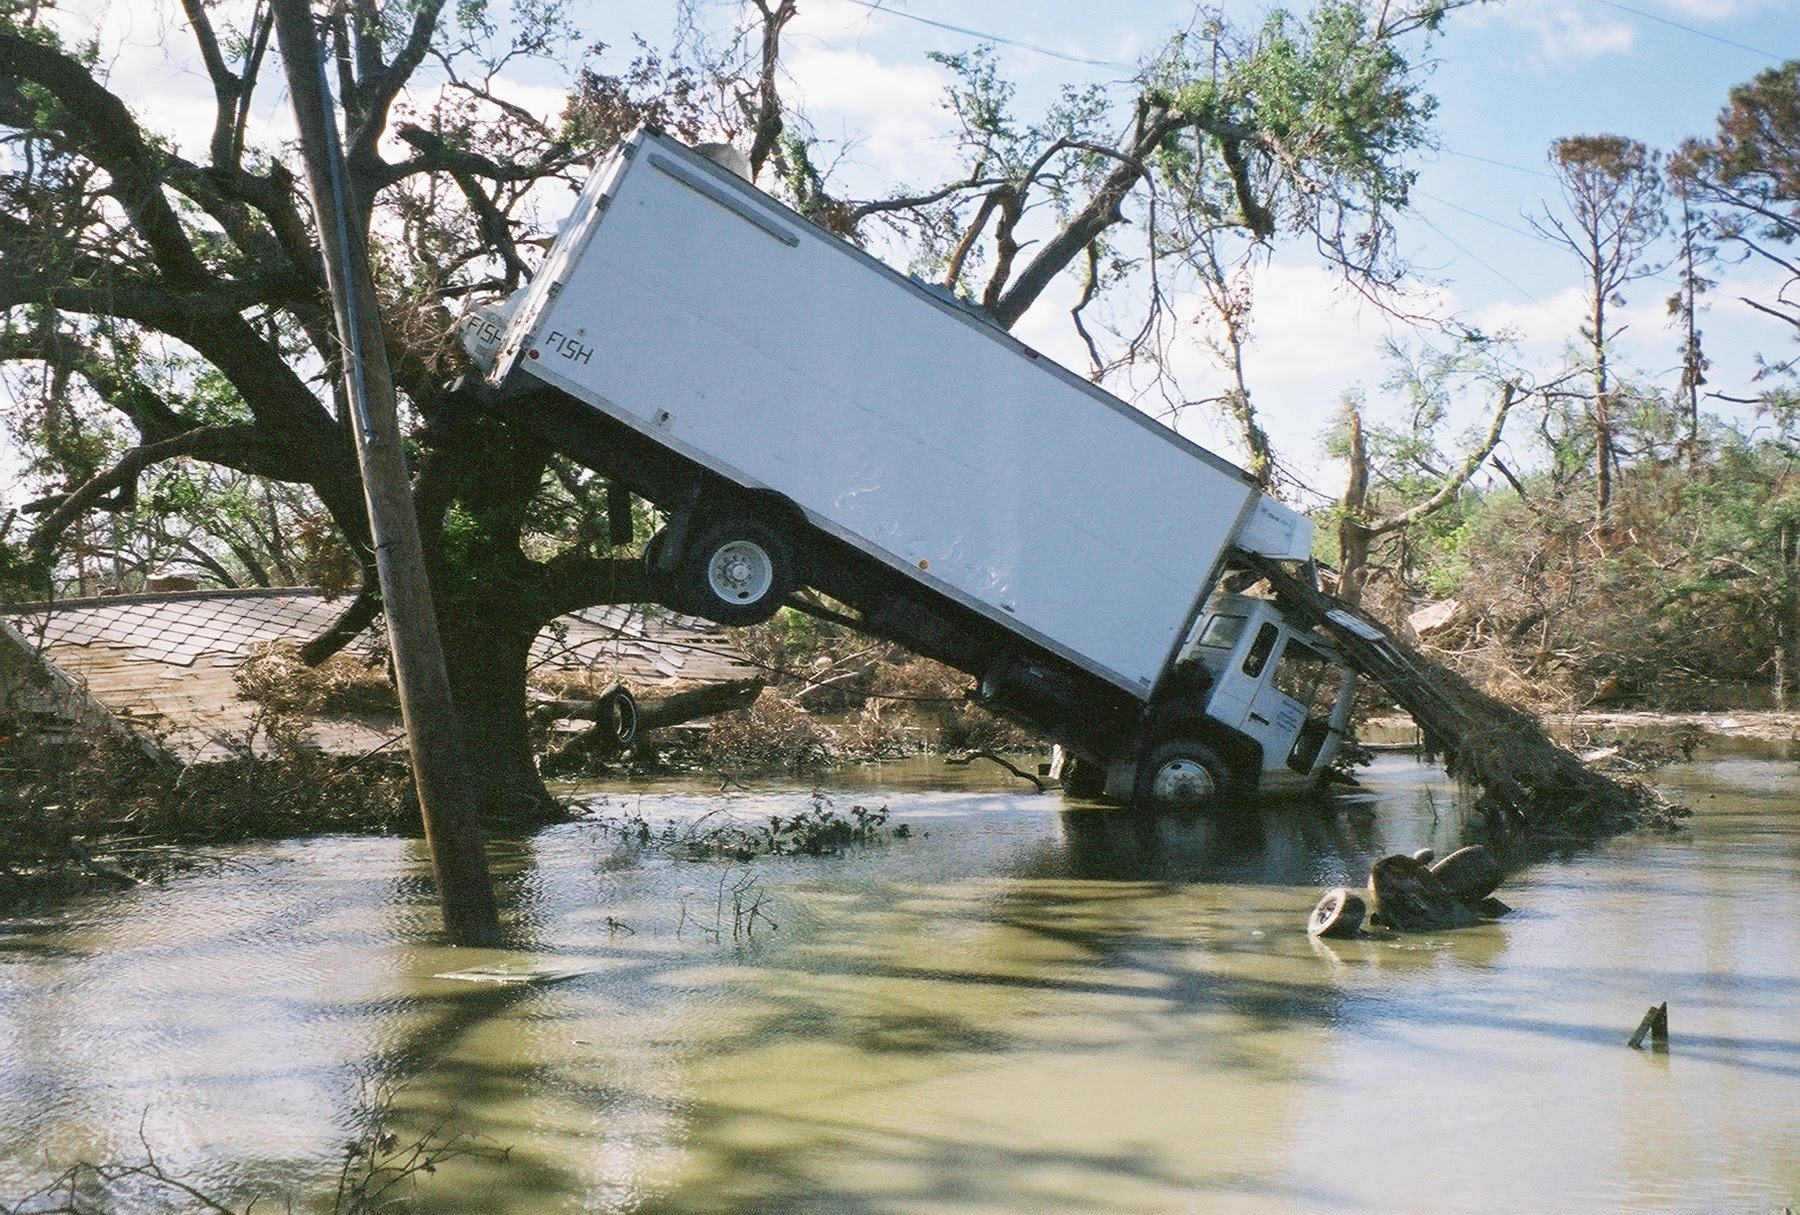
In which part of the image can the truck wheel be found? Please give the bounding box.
[1308,887,1366,939]
[1134,740,1233,811]
[677,519,795,625]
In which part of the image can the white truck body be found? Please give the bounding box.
[489,130,1312,701]
[478,129,1352,806]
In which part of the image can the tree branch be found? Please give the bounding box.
[0,33,210,286]
[1369,381,1519,535]
[26,426,268,555]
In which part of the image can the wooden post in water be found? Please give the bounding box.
[271,0,500,946]
[1628,1002,1669,1050]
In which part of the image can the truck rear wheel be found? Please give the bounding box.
[1134,740,1233,811]
[676,519,795,625]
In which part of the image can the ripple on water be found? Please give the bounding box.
[0,759,1796,1214]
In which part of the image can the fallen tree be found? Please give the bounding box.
[1244,553,1685,835]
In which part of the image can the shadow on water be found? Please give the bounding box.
[6,754,1799,1214]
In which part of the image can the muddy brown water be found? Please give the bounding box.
[1,754,1797,1213]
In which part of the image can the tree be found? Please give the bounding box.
[1666,182,1715,461]
[0,0,630,820]
[765,0,1468,471]
[1327,341,1520,605]
[0,0,1471,818]
[1672,60,1800,410]
[1533,135,1666,523]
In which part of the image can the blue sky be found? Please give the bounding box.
[22,0,1800,500]
[587,0,1798,494]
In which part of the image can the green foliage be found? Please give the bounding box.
[1673,61,1800,396]
[1410,432,1800,705]
[587,793,903,862]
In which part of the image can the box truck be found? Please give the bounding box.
[462,129,1357,808]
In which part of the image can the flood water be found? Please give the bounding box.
[2,754,1798,1213]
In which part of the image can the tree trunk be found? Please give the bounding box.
[1591,284,1613,522]
[440,610,557,825]
[1337,404,1372,606]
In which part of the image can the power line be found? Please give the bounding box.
[1584,0,1787,61]
[1439,147,1558,180]
[1417,189,1555,246]
[834,0,1138,71]
[1415,212,1563,321]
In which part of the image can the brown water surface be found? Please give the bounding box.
[1,755,1796,1213]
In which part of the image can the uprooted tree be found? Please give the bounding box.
[0,0,1472,818]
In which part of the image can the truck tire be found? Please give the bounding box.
[1308,887,1367,939]
[595,684,639,751]
[1134,739,1234,811]
[676,519,795,625]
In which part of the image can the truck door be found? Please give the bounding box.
[1256,635,1340,773]
[1225,623,1337,776]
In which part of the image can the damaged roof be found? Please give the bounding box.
[4,588,758,762]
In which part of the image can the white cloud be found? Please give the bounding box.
[781,43,955,190]
[1475,0,1639,60]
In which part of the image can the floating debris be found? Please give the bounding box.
[1307,844,1513,937]
[433,962,597,986]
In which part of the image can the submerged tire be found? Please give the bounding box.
[1133,740,1233,812]
[1308,887,1367,939]
[1430,845,1504,902]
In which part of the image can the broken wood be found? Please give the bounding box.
[539,677,764,772]
[536,677,765,731]
[639,677,765,732]
[792,663,877,706]
[1628,1002,1669,1050]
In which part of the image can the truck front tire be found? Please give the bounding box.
[1134,740,1234,812]
[676,519,795,625]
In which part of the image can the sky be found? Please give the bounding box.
[19,0,1800,502]
[621,0,1799,499]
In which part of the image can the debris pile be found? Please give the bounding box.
[1308,844,1510,939]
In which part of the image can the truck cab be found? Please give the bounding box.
[1067,592,1357,810]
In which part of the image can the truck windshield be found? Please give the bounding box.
[1197,614,1247,650]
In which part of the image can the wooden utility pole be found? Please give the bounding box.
[272,0,501,946]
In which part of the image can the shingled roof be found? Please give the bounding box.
[5,588,758,762]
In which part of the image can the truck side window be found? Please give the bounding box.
[1197,613,1247,650]
[1241,622,1280,679]
[1271,639,1332,711]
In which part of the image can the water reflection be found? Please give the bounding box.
[0,756,1796,1214]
